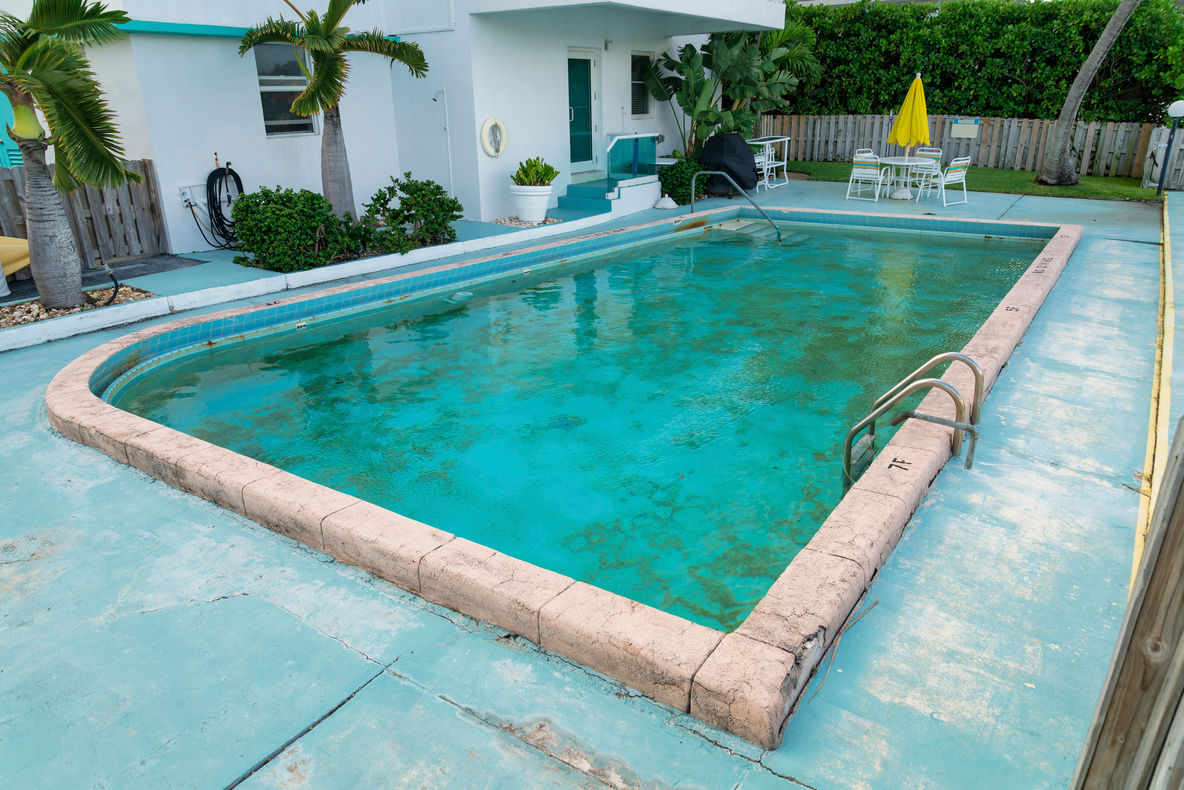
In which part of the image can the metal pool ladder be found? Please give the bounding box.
[689,171,782,242]
[842,352,984,483]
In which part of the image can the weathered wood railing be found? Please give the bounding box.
[759,114,1184,189]
[0,158,168,270]
[1072,419,1184,787]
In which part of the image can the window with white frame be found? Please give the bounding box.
[631,53,652,117]
[253,42,316,135]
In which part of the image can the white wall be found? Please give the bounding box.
[463,8,690,220]
[114,0,386,29]
[90,32,404,254]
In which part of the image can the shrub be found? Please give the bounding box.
[231,186,350,272]
[364,172,464,248]
[788,0,1184,122]
[511,157,560,186]
[658,155,704,206]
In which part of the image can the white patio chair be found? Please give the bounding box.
[846,153,890,201]
[932,156,971,206]
[909,147,943,199]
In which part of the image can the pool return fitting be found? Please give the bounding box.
[689,171,782,242]
[843,352,984,483]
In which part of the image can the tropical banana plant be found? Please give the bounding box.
[643,29,811,157]
[240,0,429,218]
[0,0,139,309]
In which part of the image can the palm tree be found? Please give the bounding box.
[240,0,428,218]
[0,0,139,309]
[1038,0,1141,186]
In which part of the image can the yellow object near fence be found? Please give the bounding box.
[887,73,931,153]
[2,235,30,277]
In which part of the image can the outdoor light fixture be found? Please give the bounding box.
[1157,99,1184,197]
[604,39,613,51]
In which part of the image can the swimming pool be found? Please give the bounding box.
[48,206,1082,747]
[106,221,1042,631]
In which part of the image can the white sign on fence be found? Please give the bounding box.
[951,118,981,139]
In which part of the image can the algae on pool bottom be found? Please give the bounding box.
[111,224,1042,630]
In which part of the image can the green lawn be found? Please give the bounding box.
[785,161,1159,202]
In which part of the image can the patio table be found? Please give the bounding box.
[880,155,930,200]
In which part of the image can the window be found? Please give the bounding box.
[254,42,315,135]
[631,53,652,117]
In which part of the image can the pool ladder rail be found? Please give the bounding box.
[689,171,782,242]
[843,352,984,483]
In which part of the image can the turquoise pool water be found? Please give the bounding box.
[112,223,1044,630]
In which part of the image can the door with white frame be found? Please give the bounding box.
[567,48,602,177]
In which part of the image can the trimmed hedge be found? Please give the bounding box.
[788,0,1184,122]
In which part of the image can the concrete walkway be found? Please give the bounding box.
[0,182,1166,788]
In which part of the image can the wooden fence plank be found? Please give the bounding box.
[1134,123,1154,180]
[0,167,20,237]
[1098,121,1115,177]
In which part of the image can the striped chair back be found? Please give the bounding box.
[916,147,942,164]
[946,156,970,182]
[852,154,880,174]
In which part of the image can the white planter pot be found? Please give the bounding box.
[509,184,553,224]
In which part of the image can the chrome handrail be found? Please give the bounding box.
[869,352,983,438]
[842,377,968,482]
[689,170,782,242]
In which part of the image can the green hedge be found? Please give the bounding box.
[788,0,1184,122]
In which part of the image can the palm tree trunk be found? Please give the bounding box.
[1037,0,1142,186]
[320,103,356,218]
[17,137,84,309]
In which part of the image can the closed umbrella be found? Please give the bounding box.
[886,72,930,197]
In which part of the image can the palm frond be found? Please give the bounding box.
[238,18,303,55]
[323,0,358,32]
[16,37,135,189]
[300,11,348,54]
[291,50,347,115]
[26,0,128,46]
[0,13,38,71]
[341,32,427,77]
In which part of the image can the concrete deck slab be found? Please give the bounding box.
[0,179,1167,788]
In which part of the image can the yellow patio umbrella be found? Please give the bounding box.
[886,73,930,154]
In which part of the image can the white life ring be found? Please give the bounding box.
[480,117,508,158]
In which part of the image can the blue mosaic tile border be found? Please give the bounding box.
[93,208,1060,399]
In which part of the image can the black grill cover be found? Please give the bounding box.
[699,133,758,193]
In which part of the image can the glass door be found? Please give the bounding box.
[567,57,594,167]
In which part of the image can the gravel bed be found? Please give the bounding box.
[0,285,157,329]
[492,216,564,228]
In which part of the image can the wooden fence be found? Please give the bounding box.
[759,114,1183,188]
[1141,126,1184,191]
[0,158,168,270]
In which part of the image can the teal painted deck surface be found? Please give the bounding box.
[0,181,1163,788]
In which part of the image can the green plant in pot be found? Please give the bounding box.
[510,157,559,224]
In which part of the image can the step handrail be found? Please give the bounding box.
[842,377,968,482]
[689,170,782,242]
[868,352,984,439]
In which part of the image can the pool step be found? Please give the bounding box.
[716,220,808,245]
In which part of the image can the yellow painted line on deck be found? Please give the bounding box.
[1132,196,1174,588]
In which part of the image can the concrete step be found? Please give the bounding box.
[566,180,615,200]
[557,195,612,213]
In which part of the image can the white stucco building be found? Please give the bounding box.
[6,1,785,254]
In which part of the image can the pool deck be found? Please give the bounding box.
[0,183,1173,788]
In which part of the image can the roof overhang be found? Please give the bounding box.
[470,0,785,33]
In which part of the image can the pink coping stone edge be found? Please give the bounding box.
[43,211,1082,749]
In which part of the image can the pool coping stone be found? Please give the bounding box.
[43,207,1082,748]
